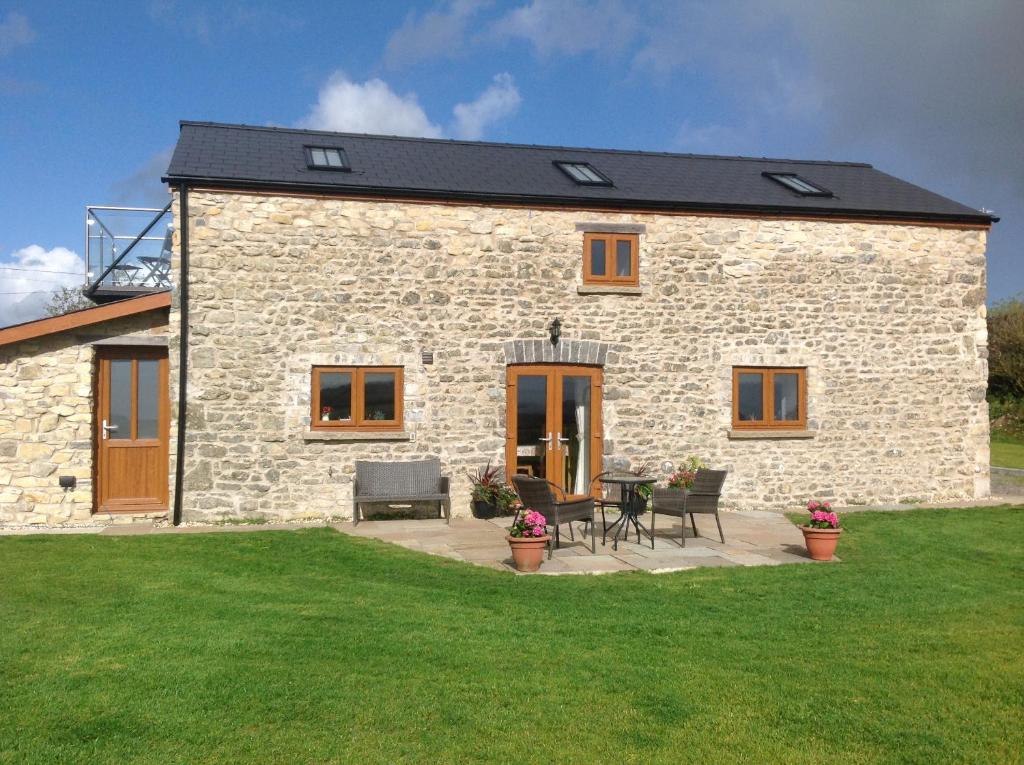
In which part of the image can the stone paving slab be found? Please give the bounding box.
[666,555,740,568]
[612,554,699,572]
[559,555,636,573]
[755,548,816,565]
[719,552,783,566]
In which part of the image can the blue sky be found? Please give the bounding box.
[0,0,1020,326]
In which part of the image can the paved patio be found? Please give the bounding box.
[337,510,823,574]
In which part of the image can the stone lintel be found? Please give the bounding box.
[90,335,169,347]
[575,222,647,234]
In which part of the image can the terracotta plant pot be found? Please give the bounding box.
[506,534,551,572]
[800,526,842,561]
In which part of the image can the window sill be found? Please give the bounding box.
[302,430,412,442]
[577,285,643,296]
[728,429,816,440]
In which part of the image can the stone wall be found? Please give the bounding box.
[169,189,989,520]
[0,310,168,525]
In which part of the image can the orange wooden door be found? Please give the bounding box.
[95,348,169,513]
[506,365,603,495]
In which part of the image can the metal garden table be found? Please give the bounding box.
[599,474,656,550]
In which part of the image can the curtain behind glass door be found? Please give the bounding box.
[560,376,592,494]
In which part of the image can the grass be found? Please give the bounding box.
[1,509,1022,764]
[992,432,1024,469]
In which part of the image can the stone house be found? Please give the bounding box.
[0,121,996,526]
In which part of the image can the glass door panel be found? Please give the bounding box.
[560,376,592,495]
[514,375,549,479]
[107,360,133,439]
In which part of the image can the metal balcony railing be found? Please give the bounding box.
[84,204,173,300]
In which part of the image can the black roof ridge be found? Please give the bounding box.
[177,120,874,169]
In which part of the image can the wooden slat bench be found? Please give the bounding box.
[353,459,451,525]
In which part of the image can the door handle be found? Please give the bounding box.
[102,419,118,440]
[538,432,552,447]
[556,432,570,444]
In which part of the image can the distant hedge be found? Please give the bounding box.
[989,295,1024,399]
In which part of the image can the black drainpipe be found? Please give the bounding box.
[172,183,189,526]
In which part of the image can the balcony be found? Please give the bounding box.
[85,204,173,302]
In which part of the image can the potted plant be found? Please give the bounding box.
[506,509,550,572]
[630,461,654,510]
[651,456,707,512]
[800,500,841,561]
[665,455,708,491]
[469,461,517,519]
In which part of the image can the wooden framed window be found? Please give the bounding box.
[311,366,403,431]
[583,232,639,286]
[732,367,807,430]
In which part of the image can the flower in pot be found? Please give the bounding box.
[800,500,841,561]
[652,456,708,516]
[666,455,708,491]
[469,461,516,519]
[506,509,550,572]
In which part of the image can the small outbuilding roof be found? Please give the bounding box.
[0,292,170,348]
[164,121,995,226]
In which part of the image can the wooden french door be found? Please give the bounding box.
[506,365,603,495]
[95,348,169,513]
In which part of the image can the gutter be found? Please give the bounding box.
[172,184,189,526]
[160,174,998,227]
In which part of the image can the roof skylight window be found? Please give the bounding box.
[305,146,350,171]
[763,172,832,197]
[554,161,612,186]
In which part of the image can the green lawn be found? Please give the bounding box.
[2,509,1022,765]
[992,432,1024,469]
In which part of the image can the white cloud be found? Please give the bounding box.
[489,0,637,56]
[382,0,637,66]
[0,245,86,328]
[451,73,521,140]
[384,0,488,68]
[298,73,443,137]
[0,11,34,56]
[298,72,521,140]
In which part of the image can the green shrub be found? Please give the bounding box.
[989,295,1024,398]
[990,395,1024,438]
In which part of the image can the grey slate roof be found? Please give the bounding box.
[164,121,994,224]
